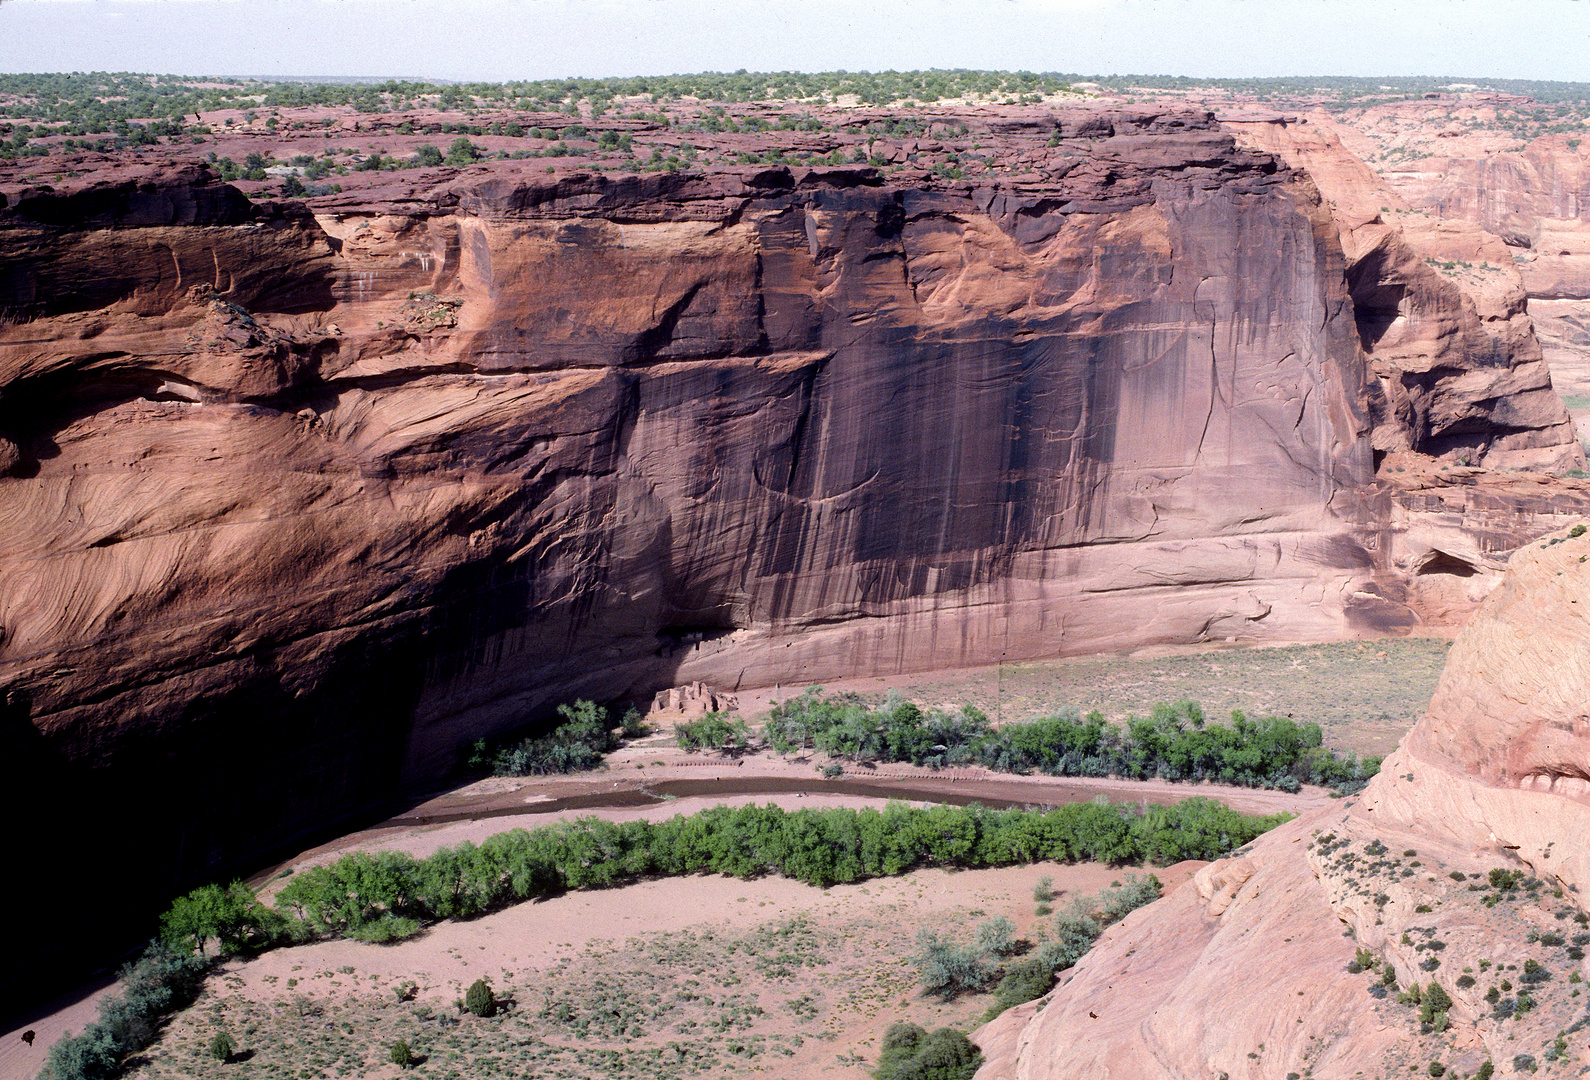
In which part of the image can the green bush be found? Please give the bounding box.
[913,930,998,999]
[160,881,279,955]
[349,914,422,944]
[759,689,1377,792]
[464,977,496,1017]
[413,143,443,166]
[444,136,481,165]
[675,711,751,751]
[985,956,1057,1018]
[619,706,649,739]
[491,700,617,775]
[40,944,209,1080]
[873,1023,981,1080]
[208,1032,233,1061]
[975,916,1019,957]
[389,1039,413,1067]
[1419,981,1452,1030]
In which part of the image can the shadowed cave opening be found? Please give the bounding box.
[1352,279,1407,351]
[1415,551,1479,578]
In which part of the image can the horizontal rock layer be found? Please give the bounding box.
[0,110,1580,1014]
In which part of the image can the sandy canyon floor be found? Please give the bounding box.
[0,638,1451,1080]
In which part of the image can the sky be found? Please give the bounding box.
[0,0,1583,84]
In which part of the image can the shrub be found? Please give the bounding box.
[619,706,649,738]
[464,977,496,1017]
[492,700,616,775]
[39,943,208,1080]
[390,1039,413,1067]
[414,143,443,166]
[1420,981,1453,1030]
[1032,875,1054,902]
[984,957,1056,1019]
[975,916,1019,957]
[444,136,481,165]
[160,881,276,955]
[208,1032,233,1061]
[1489,868,1521,891]
[913,930,996,999]
[873,1022,981,1080]
[349,914,422,944]
[675,712,750,751]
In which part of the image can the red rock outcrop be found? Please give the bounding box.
[977,522,1590,1079]
[0,122,1390,1006]
[0,106,1580,1015]
[1227,114,1582,472]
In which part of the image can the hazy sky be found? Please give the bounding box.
[0,0,1583,84]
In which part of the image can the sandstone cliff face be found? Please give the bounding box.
[3,107,1584,1015]
[0,121,1393,1005]
[1379,143,1590,302]
[978,524,1590,1080]
[1227,115,1582,472]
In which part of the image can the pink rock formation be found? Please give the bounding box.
[978,521,1590,1079]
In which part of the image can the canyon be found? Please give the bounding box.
[2,81,1589,1026]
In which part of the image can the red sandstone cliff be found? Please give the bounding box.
[0,108,1581,1014]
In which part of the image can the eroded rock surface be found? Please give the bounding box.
[1229,114,1582,472]
[0,105,1582,1015]
[978,524,1590,1079]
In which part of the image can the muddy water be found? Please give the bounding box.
[383,774,1188,827]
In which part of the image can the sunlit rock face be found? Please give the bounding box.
[1229,115,1582,472]
[976,522,1590,1080]
[0,109,1575,1012]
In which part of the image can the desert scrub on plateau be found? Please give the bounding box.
[1319,830,1590,1072]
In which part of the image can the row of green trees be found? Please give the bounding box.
[158,797,1287,958]
[756,690,1380,792]
[37,945,207,1080]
